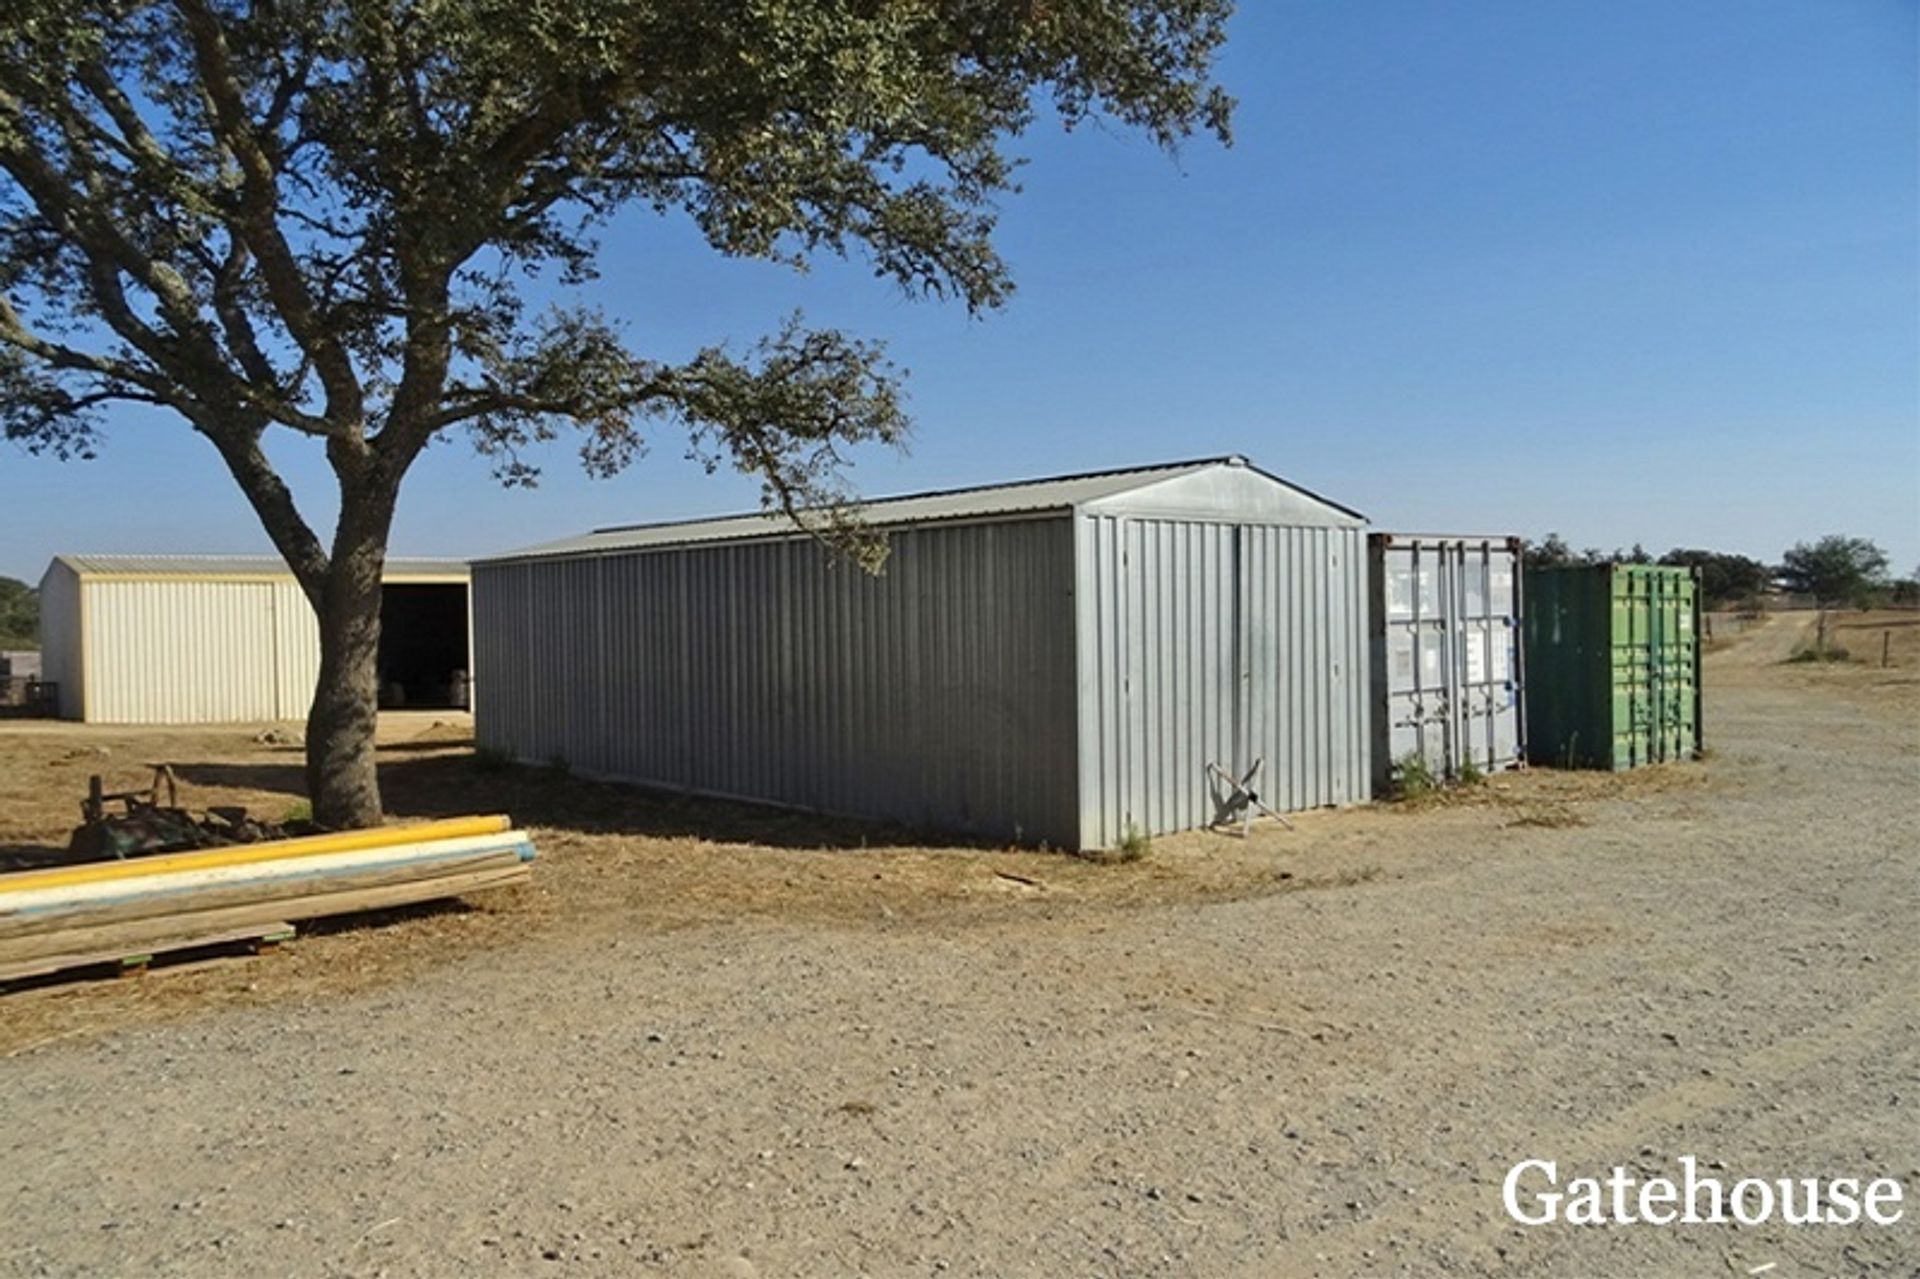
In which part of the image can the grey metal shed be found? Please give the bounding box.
[471,456,1370,850]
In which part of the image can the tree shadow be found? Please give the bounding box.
[0,843,79,873]
[173,760,309,797]
[170,750,998,852]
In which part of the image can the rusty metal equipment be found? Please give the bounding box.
[67,766,297,863]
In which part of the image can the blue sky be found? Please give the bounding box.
[2,0,1915,582]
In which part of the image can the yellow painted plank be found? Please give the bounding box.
[0,815,512,894]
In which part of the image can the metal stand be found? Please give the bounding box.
[1207,758,1293,836]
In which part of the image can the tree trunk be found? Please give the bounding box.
[304,481,398,830]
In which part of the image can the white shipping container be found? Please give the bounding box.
[1367,534,1526,793]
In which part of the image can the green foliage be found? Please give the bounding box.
[1658,548,1771,608]
[1524,534,1588,569]
[1392,751,1488,799]
[1893,577,1920,607]
[0,575,35,647]
[1391,752,1438,801]
[1525,537,1650,570]
[1778,536,1890,608]
[280,799,314,825]
[0,0,1234,571]
[1083,823,1151,864]
[0,1,1234,824]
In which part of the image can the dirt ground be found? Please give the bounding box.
[2,613,1915,1277]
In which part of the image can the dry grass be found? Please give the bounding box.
[1505,803,1589,830]
[0,704,1726,1053]
[1738,611,1920,714]
[1379,760,1711,821]
[1826,610,1920,670]
[0,717,1370,1049]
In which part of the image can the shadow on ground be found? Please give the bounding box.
[171,750,994,852]
[0,843,81,873]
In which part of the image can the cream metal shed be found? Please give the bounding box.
[472,457,1371,851]
[38,555,471,724]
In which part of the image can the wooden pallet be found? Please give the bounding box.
[0,921,294,984]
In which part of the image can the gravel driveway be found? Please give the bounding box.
[4,617,1916,1277]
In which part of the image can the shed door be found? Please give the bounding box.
[1084,518,1359,848]
[1238,525,1354,813]
[1084,517,1238,845]
[86,580,282,723]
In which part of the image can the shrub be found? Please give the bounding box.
[1391,752,1438,801]
[1082,824,1150,864]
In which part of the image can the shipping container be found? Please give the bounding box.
[473,457,1373,851]
[1368,535,1525,793]
[1523,563,1702,769]
[37,556,472,724]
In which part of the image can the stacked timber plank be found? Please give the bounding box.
[0,815,534,983]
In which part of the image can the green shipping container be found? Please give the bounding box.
[1523,564,1703,769]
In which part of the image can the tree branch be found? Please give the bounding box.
[0,295,173,399]
[191,414,332,600]
[171,0,367,436]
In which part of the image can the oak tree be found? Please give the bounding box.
[1657,548,1770,608]
[1778,535,1890,609]
[0,1,1233,826]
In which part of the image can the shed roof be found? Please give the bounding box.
[479,456,1365,564]
[51,554,468,581]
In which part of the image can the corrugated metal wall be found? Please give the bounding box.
[1074,516,1370,847]
[36,561,82,719]
[43,569,466,724]
[270,580,324,719]
[80,579,301,723]
[473,518,1083,847]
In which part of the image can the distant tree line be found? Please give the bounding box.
[1523,534,1917,610]
[0,576,36,648]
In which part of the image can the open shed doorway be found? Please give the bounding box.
[378,583,470,710]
